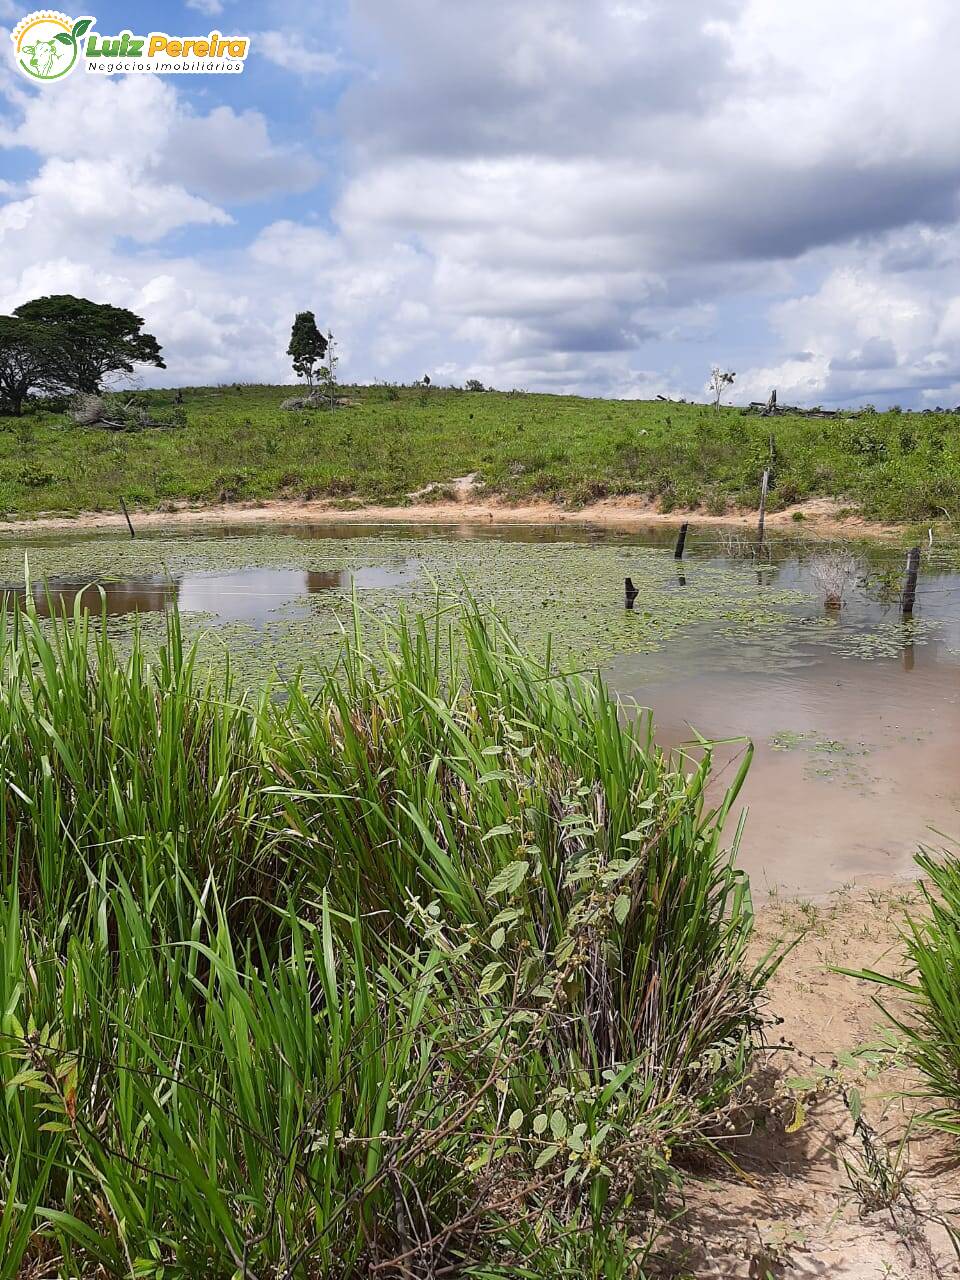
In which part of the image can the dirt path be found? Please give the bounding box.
[671,884,960,1278]
[0,494,906,540]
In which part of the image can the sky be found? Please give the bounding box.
[1,0,960,406]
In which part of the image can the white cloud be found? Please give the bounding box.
[735,257,960,406]
[325,0,960,400]
[186,0,225,16]
[0,75,320,204]
[2,0,960,402]
[255,30,346,76]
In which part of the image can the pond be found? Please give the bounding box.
[3,519,958,898]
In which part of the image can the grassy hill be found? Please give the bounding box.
[2,383,957,522]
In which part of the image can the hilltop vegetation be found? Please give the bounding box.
[2,382,958,523]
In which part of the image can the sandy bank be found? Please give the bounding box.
[0,494,908,540]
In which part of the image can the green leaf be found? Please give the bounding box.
[482,824,513,842]
[534,1143,559,1169]
[614,893,631,924]
[490,926,506,951]
[72,18,93,38]
[485,859,528,898]
[532,1114,548,1135]
[590,1124,610,1152]
[784,1075,818,1091]
[846,1087,862,1124]
[478,962,506,997]
[491,907,521,927]
[54,32,73,45]
[550,1111,567,1140]
[508,1109,524,1131]
[6,1069,44,1089]
[785,1099,806,1134]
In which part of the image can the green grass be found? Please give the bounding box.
[0,597,773,1277]
[2,384,958,522]
[855,848,960,1135]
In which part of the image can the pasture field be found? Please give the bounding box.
[3,384,959,522]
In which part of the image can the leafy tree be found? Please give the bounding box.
[0,317,51,416]
[12,295,164,393]
[287,311,328,387]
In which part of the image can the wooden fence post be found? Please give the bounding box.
[900,546,921,617]
[757,469,770,547]
[674,522,689,560]
[120,498,135,540]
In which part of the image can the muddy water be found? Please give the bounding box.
[612,655,960,897]
[4,520,959,897]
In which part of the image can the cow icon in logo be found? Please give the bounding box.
[11,12,94,82]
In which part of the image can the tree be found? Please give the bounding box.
[287,311,328,387]
[12,295,164,393]
[709,366,736,409]
[315,331,338,409]
[0,317,52,415]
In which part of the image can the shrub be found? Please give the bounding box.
[0,598,774,1277]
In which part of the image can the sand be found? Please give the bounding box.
[667,884,960,1278]
[0,494,907,541]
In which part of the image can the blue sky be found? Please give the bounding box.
[2,0,960,406]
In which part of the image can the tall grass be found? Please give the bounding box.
[857,849,960,1135]
[0,596,772,1277]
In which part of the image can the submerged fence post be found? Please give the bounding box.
[900,546,921,617]
[120,498,135,540]
[624,577,638,610]
[674,522,689,560]
[757,469,770,548]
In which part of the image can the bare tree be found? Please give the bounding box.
[315,331,339,409]
[709,367,736,409]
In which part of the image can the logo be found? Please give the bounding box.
[12,12,92,80]
[10,13,250,79]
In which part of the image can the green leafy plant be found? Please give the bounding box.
[0,593,775,1275]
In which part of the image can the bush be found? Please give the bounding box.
[17,463,58,489]
[0,599,773,1277]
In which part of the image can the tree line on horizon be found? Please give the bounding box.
[0,296,549,413]
[0,300,340,416]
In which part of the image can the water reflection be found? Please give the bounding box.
[21,577,179,617]
[5,558,426,626]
